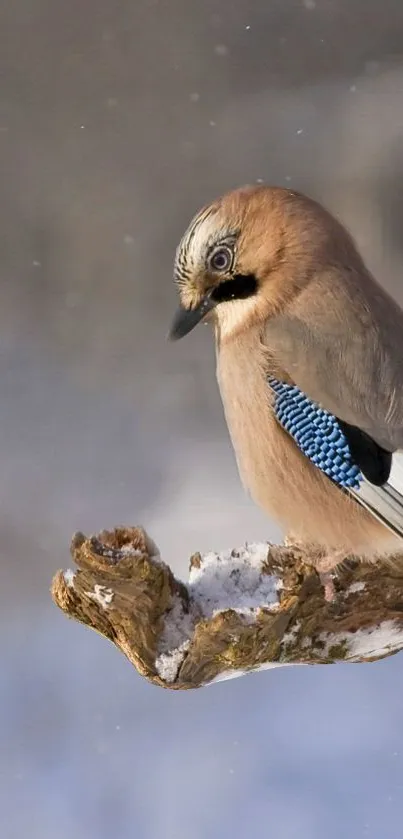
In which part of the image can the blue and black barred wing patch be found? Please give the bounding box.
[268,377,362,489]
[269,377,403,537]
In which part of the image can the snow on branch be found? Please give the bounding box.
[51,526,403,689]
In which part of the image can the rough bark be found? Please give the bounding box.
[51,526,403,690]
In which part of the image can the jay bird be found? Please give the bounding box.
[169,185,403,594]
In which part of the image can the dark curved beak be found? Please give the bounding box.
[168,294,217,341]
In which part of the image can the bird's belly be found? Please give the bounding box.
[216,343,396,556]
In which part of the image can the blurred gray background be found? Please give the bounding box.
[2,1,403,837]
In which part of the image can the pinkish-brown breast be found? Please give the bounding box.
[215,328,398,557]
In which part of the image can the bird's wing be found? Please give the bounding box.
[263,266,403,453]
[269,377,403,539]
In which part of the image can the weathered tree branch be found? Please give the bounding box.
[51,526,403,689]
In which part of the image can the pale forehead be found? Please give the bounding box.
[175,187,264,261]
[174,188,266,282]
[175,204,227,271]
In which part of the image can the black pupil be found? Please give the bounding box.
[212,250,229,270]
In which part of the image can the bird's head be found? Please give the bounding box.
[169,184,354,342]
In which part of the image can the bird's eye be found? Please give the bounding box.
[208,246,233,273]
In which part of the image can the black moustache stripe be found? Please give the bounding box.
[211,274,258,303]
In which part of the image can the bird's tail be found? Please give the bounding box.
[351,453,403,538]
